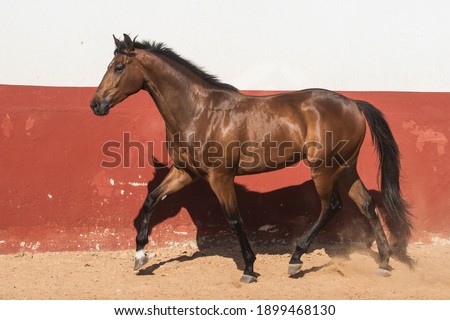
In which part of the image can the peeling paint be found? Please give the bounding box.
[2,113,13,138]
[19,241,41,251]
[31,241,41,251]
[25,114,35,133]
[90,171,114,197]
[402,120,448,155]
[128,182,147,187]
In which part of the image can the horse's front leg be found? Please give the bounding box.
[207,172,257,283]
[134,166,196,271]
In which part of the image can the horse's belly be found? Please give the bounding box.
[236,143,305,175]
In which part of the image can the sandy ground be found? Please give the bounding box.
[1,242,449,300]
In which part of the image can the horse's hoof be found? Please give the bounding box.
[376,268,391,277]
[240,274,257,284]
[288,263,303,276]
[133,254,149,271]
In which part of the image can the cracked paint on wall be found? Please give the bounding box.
[402,120,448,155]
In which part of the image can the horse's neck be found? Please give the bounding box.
[138,51,205,132]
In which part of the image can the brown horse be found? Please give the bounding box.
[90,34,412,283]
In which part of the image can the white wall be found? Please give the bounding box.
[1,0,449,91]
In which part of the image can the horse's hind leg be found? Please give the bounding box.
[134,166,197,271]
[289,169,343,276]
[339,166,391,275]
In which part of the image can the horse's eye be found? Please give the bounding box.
[115,63,124,73]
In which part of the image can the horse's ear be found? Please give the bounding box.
[123,34,135,51]
[113,34,121,48]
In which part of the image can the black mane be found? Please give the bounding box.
[115,39,238,92]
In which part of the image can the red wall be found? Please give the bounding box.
[1,85,449,253]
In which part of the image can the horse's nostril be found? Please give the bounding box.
[90,100,98,110]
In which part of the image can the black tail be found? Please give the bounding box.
[356,100,413,259]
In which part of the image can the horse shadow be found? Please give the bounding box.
[137,165,381,276]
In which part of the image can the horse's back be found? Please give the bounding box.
[238,88,366,141]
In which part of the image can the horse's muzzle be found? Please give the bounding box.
[90,98,110,116]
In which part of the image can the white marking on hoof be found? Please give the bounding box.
[161,194,167,201]
[240,274,257,284]
[134,254,149,272]
[288,263,303,276]
[135,250,146,260]
[376,268,391,277]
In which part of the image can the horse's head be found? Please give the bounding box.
[90,34,144,116]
